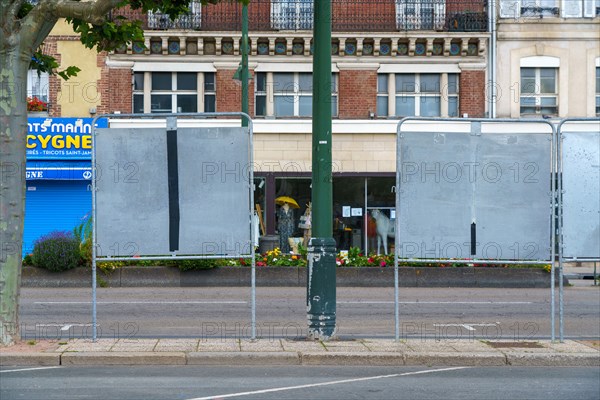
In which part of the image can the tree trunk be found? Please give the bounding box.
[0,48,29,345]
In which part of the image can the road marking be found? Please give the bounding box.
[34,301,248,305]
[433,323,500,332]
[338,301,532,305]
[185,367,470,400]
[0,366,61,374]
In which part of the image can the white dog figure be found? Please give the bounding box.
[371,209,395,255]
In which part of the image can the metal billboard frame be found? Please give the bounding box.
[90,112,255,341]
[557,118,600,342]
[394,118,559,341]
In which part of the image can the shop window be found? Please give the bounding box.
[27,69,49,102]
[377,73,459,118]
[133,71,215,113]
[255,72,338,118]
[520,67,558,116]
[271,0,314,30]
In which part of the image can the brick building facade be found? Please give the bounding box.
[37,0,490,252]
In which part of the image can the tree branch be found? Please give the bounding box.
[50,0,124,25]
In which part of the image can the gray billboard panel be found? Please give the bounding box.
[95,127,250,257]
[562,130,600,259]
[476,132,552,260]
[399,132,472,259]
[398,121,552,261]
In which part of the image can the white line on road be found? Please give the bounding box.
[34,301,248,305]
[338,301,533,305]
[433,323,500,332]
[185,367,470,400]
[0,366,61,374]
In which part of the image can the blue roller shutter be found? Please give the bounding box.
[23,181,91,256]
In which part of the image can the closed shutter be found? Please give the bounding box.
[23,181,91,256]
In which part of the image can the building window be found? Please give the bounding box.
[377,73,459,118]
[271,0,314,30]
[395,0,446,31]
[27,70,49,102]
[377,74,389,117]
[596,67,600,116]
[502,0,599,17]
[147,1,202,29]
[520,67,558,116]
[133,71,215,114]
[255,72,338,118]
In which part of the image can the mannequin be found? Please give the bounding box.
[277,202,294,253]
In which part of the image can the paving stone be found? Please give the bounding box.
[280,340,327,352]
[239,339,284,352]
[361,339,414,353]
[61,339,117,352]
[110,339,159,352]
[546,340,600,353]
[321,341,371,352]
[154,339,199,352]
[404,340,461,353]
[197,340,240,352]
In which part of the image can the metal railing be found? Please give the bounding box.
[144,0,489,33]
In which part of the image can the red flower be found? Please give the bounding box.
[27,96,47,112]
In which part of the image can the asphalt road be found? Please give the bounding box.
[18,286,600,340]
[1,366,599,400]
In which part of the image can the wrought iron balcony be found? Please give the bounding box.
[147,1,202,30]
[144,0,489,33]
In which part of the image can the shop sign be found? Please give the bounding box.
[26,117,108,160]
[25,167,92,180]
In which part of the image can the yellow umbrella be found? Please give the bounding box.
[275,196,300,209]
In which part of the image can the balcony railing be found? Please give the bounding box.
[144,0,489,33]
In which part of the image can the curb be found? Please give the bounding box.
[2,351,598,367]
[60,352,187,366]
[21,266,566,288]
[403,352,506,366]
[505,352,600,367]
[0,352,61,366]
[187,352,301,365]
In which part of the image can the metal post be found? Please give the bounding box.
[307,0,336,340]
[241,4,249,128]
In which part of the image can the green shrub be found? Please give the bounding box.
[32,231,81,271]
[22,253,33,266]
[73,215,92,266]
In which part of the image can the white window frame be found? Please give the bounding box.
[395,0,446,30]
[519,67,558,116]
[27,69,49,102]
[594,66,600,116]
[561,0,598,17]
[377,72,459,118]
[132,71,215,114]
[500,0,568,18]
[254,71,338,118]
[271,0,314,30]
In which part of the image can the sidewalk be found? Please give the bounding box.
[2,338,598,367]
